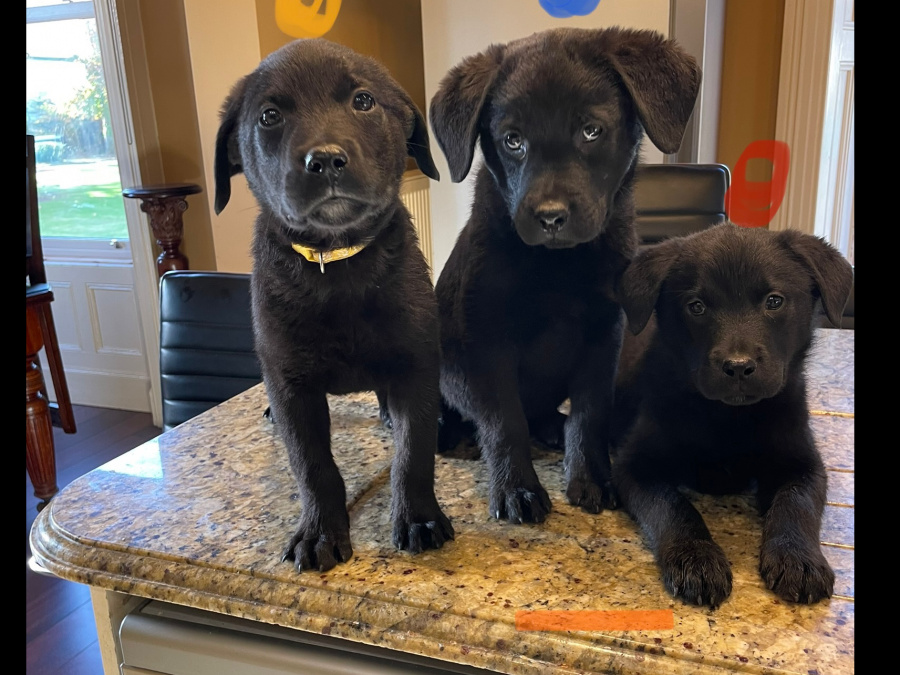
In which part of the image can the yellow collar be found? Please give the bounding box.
[290,243,366,273]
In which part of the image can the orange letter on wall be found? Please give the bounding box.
[726,140,790,228]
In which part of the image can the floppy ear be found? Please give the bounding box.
[429,44,505,183]
[213,76,249,215]
[778,230,854,327]
[591,28,701,154]
[617,238,684,334]
[405,102,440,181]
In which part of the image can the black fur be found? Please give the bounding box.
[214,39,452,572]
[612,222,853,607]
[429,27,701,524]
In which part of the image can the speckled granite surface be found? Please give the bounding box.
[31,329,854,675]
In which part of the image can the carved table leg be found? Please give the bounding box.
[122,183,201,278]
[138,196,191,276]
[26,305,58,509]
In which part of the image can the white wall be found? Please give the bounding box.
[420,0,671,279]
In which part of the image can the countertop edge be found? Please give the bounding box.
[31,505,758,675]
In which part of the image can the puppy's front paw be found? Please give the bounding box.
[281,523,353,573]
[566,476,617,513]
[392,503,455,554]
[660,539,733,608]
[490,480,552,524]
[759,539,835,604]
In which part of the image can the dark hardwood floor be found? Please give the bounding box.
[26,405,161,675]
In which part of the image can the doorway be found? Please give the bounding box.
[26,0,160,418]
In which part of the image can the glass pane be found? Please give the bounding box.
[26,4,127,240]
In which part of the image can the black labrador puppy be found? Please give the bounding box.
[214,39,453,572]
[428,28,701,523]
[612,222,853,607]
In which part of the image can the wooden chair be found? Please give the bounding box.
[26,134,76,509]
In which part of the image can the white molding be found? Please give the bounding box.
[822,68,854,261]
[44,367,153,413]
[667,0,725,164]
[816,0,854,262]
[43,237,134,263]
[771,0,836,234]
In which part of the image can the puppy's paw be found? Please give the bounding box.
[392,503,455,554]
[565,477,617,513]
[660,539,733,608]
[759,539,835,604]
[489,481,552,524]
[281,524,353,573]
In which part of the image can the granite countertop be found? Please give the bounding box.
[31,328,854,675]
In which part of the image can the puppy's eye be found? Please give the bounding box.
[765,294,784,310]
[259,108,282,128]
[582,124,602,142]
[688,300,706,316]
[352,92,375,111]
[504,132,525,153]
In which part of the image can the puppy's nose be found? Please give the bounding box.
[722,358,757,379]
[535,202,568,233]
[304,145,348,177]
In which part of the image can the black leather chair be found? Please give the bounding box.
[159,270,263,431]
[632,163,730,245]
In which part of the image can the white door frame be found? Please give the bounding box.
[771,0,854,265]
[94,0,162,426]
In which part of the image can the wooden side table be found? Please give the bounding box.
[122,183,202,277]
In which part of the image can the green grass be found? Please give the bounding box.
[35,159,129,239]
[37,181,129,238]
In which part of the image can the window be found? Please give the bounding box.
[26,0,128,242]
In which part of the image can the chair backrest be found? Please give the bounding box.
[632,163,730,245]
[27,134,48,288]
[159,270,263,431]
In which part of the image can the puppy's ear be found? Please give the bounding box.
[213,76,248,215]
[405,103,440,181]
[617,238,684,334]
[778,230,854,327]
[429,45,505,182]
[594,28,701,155]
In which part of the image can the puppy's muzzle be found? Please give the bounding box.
[305,144,348,180]
[534,201,569,234]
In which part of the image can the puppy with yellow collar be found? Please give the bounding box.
[214,39,453,572]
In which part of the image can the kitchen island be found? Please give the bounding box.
[30,328,854,675]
